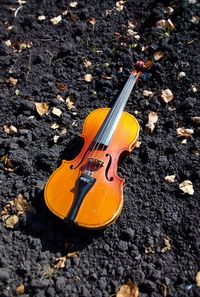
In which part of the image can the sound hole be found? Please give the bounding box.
[105,153,114,181]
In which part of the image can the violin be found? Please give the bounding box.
[44,61,144,229]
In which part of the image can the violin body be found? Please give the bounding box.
[45,108,139,229]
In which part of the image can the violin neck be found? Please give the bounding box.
[94,70,140,147]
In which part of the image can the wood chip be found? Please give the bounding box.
[145,112,158,132]
[3,125,18,134]
[50,15,62,25]
[52,107,62,117]
[176,127,194,138]
[154,51,165,61]
[179,180,194,195]
[84,74,93,82]
[161,89,173,103]
[35,102,49,116]
[117,279,139,297]
[6,77,18,87]
[164,175,176,183]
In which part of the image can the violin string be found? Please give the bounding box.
[95,71,140,173]
[84,74,134,173]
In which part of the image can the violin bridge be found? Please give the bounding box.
[87,158,104,167]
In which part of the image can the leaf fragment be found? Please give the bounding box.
[16,284,25,295]
[84,74,93,82]
[1,154,15,172]
[66,96,75,110]
[143,90,153,97]
[70,1,78,8]
[53,135,60,143]
[6,77,18,87]
[35,102,49,116]
[192,117,200,124]
[164,175,176,183]
[196,271,200,287]
[145,112,158,132]
[54,256,66,269]
[4,215,19,229]
[3,124,18,134]
[50,15,62,25]
[51,123,59,129]
[83,59,92,68]
[154,51,165,61]
[161,89,173,103]
[117,279,139,297]
[116,1,126,12]
[179,180,194,195]
[176,127,194,138]
[161,237,171,253]
[87,17,96,25]
[66,252,79,259]
[52,107,62,117]
[38,15,46,21]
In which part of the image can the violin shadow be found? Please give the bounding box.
[59,136,84,162]
[23,188,105,256]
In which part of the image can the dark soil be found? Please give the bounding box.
[0,0,200,296]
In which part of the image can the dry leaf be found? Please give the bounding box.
[10,41,33,52]
[192,117,200,124]
[164,7,174,15]
[145,245,155,254]
[3,125,18,134]
[165,19,175,30]
[161,237,171,253]
[144,60,154,69]
[16,284,25,295]
[66,252,79,259]
[66,96,75,110]
[164,175,176,183]
[70,1,78,7]
[62,10,68,16]
[53,135,60,143]
[196,271,200,287]
[1,154,15,172]
[54,256,66,269]
[176,127,194,138]
[52,107,62,117]
[127,29,138,37]
[84,74,93,82]
[156,19,166,29]
[154,51,165,61]
[6,77,18,87]
[128,21,136,29]
[83,59,92,68]
[145,112,158,132]
[57,95,65,102]
[38,15,46,21]
[88,17,96,25]
[116,1,125,12]
[135,141,142,148]
[179,180,194,195]
[4,215,19,229]
[143,90,153,97]
[35,102,49,116]
[57,83,68,92]
[117,279,139,297]
[161,89,173,103]
[50,15,62,25]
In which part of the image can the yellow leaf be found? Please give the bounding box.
[117,279,139,297]
[16,284,25,295]
[35,102,49,116]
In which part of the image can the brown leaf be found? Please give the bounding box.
[57,83,68,92]
[154,51,165,61]
[161,89,173,103]
[176,127,194,138]
[4,215,19,229]
[54,256,66,269]
[66,96,75,110]
[117,279,139,297]
[66,252,79,259]
[1,154,15,172]
[6,77,18,87]
[35,102,49,116]
[84,74,93,82]
[145,112,158,132]
[3,124,18,134]
[165,19,175,30]
[179,180,194,195]
[16,284,25,295]
[144,60,154,69]
[196,271,200,287]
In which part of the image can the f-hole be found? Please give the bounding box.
[105,153,114,181]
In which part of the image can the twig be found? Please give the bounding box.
[14,6,23,18]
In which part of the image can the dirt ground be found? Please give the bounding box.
[0,0,200,296]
